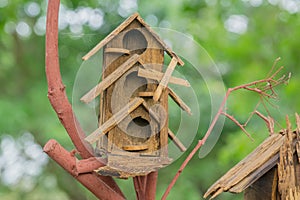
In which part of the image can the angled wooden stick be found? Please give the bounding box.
[138,67,190,87]
[81,54,140,103]
[85,97,144,144]
[168,87,192,115]
[104,48,130,55]
[82,13,139,61]
[168,129,187,152]
[153,57,178,101]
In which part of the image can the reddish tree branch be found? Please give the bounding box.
[46,0,93,160]
[133,172,158,200]
[45,0,124,198]
[44,140,125,200]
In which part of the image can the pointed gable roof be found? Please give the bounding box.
[82,12,184,66]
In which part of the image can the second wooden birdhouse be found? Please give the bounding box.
[81,13,191,178]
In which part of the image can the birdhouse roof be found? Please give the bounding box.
[204,130,299,199]
[82,12,184,66]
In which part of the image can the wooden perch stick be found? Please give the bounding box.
[105,48,130,55]
[138,67,190,87]
[168,87,192,115]
[81,54,140,103]
[153,57,178,101]
[168,129,187,152]
[85,97,144,144]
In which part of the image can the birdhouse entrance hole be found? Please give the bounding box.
[123,116,152,152]
[123,29,147,55]
[124,71,147,97]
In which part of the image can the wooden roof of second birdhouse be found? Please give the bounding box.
[82,12,184,66]
[204,129,300,199]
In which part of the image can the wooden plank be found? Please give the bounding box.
[104,48,130,55]
[81,54,140,103]
[229,154,279,193]
[153,57,178,101]
[122,144,149,151]
[138,68,190,87]
[85,97,144,144]
[82,13,139,60]
[138,92,154,97]
[82,12,184,66]
[168,128,187,152]
[168,87,192,115]
[296,113,300,163]
[160,89,169,157]
[204,133,285,199]
[135,14,184,66]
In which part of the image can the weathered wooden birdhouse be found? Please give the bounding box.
[81,13,191,178]
[204,116,300,200]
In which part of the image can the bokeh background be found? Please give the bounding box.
[1,0,300,199]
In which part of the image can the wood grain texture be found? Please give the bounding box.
[204,133,285,199]
[81,54,140,103]
[138,67,190,87]
[205,122,300,200]
[82,13,139,61]
[153,57,178,101]
[168,129,187,152]
[168,87,192,115]
[82,12,184,66]
[105,48,130,55]
[85,97,144,144]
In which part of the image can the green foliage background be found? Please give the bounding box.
[0,0,299,199]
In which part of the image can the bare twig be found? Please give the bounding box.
[221,112,254,141]
[254,110,275,135]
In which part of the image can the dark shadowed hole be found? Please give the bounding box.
[126,117,151,139]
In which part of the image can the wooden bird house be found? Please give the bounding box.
[204,116,300,200]
[81,13,191,178]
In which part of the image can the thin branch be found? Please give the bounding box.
[221,112,254,141]
[266,57,281,78]
[243,102,261,127]
[254,110,275,135]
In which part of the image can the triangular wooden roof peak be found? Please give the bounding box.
[82,12,184,66]
[204,127,300,199]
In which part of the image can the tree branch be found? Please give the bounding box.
[45,0,124,198]
[44,140,125,200]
